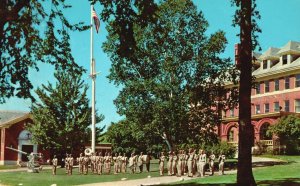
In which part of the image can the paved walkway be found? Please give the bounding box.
[77,156,285,186]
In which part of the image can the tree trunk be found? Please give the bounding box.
[237,0,256,185]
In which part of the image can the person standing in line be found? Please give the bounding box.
[167,151,173,176]
[193,150,199,176]
[145,152,151,172]
[137,152,144,173]
[176,150,182,177]
[77,153,84,174]
[83,154,89,175]
[113,153,118,174]
[209,151,216,176]
[183,150,188,175]
[65,153,69,174]
[218,153,226,175]
[187,148,194,177]
[68,154,74,175]
[159,152,166,176]
[128,153,135,174]
[52,155,58,175]
[198,149,207,177]
[121,153,128,173]
[117,153,122,173]
[172,151,178,176]
[97,152,104,175]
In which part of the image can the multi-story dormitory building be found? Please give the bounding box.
[219,41,300,152]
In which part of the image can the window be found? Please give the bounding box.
[274,102,280,112]
[264,103,269,113]
[263,60,268,69]
[260,123,271,140]
[282,55,288,65]
[256,105,260,114]
[256,83,260,94]
[295,99,300,113]
[285,77,290,89]
[274,79,279,91]
[230,109,234,117]
[296,74,300,88]
[284,100,290,112]
[265,81,269,93]
[228,130,234,142]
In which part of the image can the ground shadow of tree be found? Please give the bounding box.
[157,178,300,186]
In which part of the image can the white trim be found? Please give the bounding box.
[252,88,300,99]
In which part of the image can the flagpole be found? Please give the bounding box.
[90,4,96,153]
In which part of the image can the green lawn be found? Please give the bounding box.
[0,156,299,186]
[166,155,300,186]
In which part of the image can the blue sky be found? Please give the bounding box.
[1,0,300,130]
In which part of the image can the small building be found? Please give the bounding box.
[0,111,39,165]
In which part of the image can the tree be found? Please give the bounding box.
[268,115,300,154]
[103,0,237,151]
[26,70,104,158]
[231,0,261,185]
[0,0,88,103]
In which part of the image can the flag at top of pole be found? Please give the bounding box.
[92,7,100,33]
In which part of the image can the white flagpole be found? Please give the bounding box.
[90,4,96,153]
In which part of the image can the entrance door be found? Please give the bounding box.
[21,145,33,161]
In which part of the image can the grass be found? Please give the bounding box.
[0,165,19,170]
[0,156,299,186]
[0,160,162,186]
[164,155,300,186]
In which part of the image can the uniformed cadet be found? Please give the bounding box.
[121,153,128,173]
[145,152,151,172]
[158,152,165,176]
[187,148,194,177]
[209,151,216,175]
[68,154,74,175]
[77,153,84,174]
[193,150,199,175]
[113,153,118,174]
[97,152,104,175]
[117,153,122,173]
[172,151,177,175]
[167,151,173,176]
[90,152,96,174]
[198,149,207,177]
[176,150,183,176]
[83,154,89,175]
[218,153,226,175]
[106,152,112,174]
[52,155,58,175]
[65,153,69,174]
[183,150,188,175]
[128,153,135,174]
[137,152,144,173]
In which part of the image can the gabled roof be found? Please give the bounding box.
[277,41,300,55]
[0,110,31,128]
[258,47,280,60]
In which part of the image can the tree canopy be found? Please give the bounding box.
[0,0,88,103]
[103,0,238,151]
[26,70,104,157]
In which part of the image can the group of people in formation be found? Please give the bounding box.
[51,151,151,175]
[158,149,226,177]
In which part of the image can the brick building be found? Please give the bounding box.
[220,41,300,151]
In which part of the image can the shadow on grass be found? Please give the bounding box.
[157,178,300,186]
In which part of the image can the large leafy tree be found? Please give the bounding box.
[0,0,88,103]
[103,0,237,151]
[231,0,261,185]
[268,115,300,154]
[26,70,104,157]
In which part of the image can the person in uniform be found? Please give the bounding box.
[77,153,84,174]
[183,150,188,175]
[52,155,58,175]
[83,154,89,175]
[97,152,104,175]
[159,152,165,176]
[137,152,144,173]
[90,152,96,174]
[117,153,122,173]
[128,153,135,174]
[145,152,151,172]
[107,152,112,174]
[172,151,177,176]
[121,153,128,173]
[218,153,226,175]
[167,151,173,176]
[187,148,194,177]
[113,153,118,174]
[176,150,182,176]
[68,154,74,175]
[193,150,199,176]
[209,151,216,175]
[65,153,69,174]
[198,149,207,177]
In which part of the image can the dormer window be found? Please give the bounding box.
[282,55,288,65]
[263,60,268,69]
